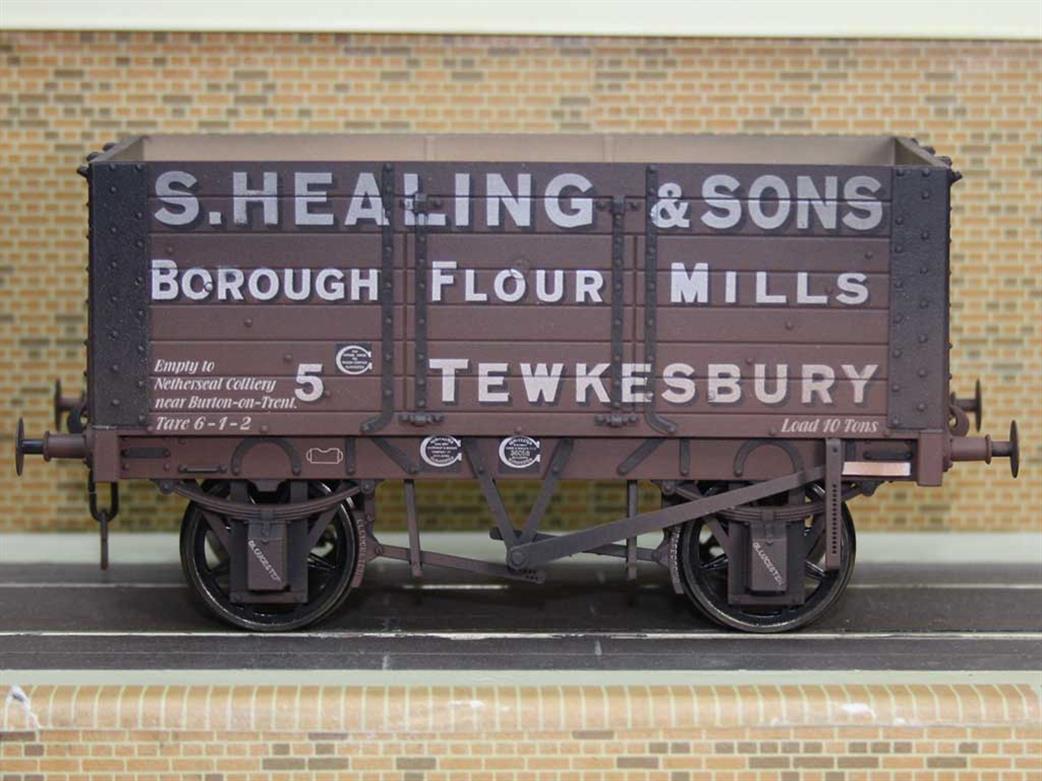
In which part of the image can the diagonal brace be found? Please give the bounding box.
[462,438,523,549]
[463,438,573,550]
[518,438,573,543]
[507,465,827,569]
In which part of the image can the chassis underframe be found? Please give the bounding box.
[155,435,867,597]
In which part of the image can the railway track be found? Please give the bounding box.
[1,538,1039,673]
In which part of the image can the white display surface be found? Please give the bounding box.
[2,0,1039,40]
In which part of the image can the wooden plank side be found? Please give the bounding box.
[147,161,893,200]
[653,344,888,378]
[148,196,889,237]
[139,154,898,441]
[409,306,887,344]
[409,342,889,378]
[151,233,393,266]
[425,234,617,268]
[649,308,889,344]
[417,305,617,342]
[153,340,406,376]
[408,269,888,309]
[152,270,404,306]
[148,195,640,235]
[150,376,389,413]
[118,433,868,482]
[150,304,400,340]
[144,411,887,439]
[654,235,889,272]
[429,234,889,271]
[146,245,886,308]
[408,342,618,368]
[430,377,888,415]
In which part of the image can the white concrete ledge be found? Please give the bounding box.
[2,532,1040,565]
[3,669,1040,687]
[2,0,1039,41]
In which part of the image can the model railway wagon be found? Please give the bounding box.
[16,133,1019,632]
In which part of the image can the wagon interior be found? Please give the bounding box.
[103,132,946,166]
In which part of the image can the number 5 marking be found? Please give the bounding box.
[295,363,324,402]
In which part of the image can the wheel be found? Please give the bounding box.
[673,482,856,633]
[180,480,360,631]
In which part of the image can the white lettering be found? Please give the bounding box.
[479,363,510,403]
[454,173,470,227]
[431,260,457,302]
[344,172,386,226]
[575,270,604,303]
[315,268,344,300]
[576,363,610,404]
[430,358,469,403]
[536,269,564,303]
[802,365,836,404]
[294,172,333,226]
[836,272,869,305]
[662,363,696,404]
[180,267,212,301]
[755,271,787,304]
[670,262,709,304]
[486,173,532,228]
[748,175,790,230]
[520,362,564,403]
[708,363,741,403]
[493,269,526,302]
[842,176,883,231]
[151,259,179,300]
[622,363,652,403]
[796,272,829,305]
[701,174,741,229]
[796,175,837,230]
[841,363,878,404]
[754,364,788,404]
[544,173,594,228]
[216,267,244,300]
[154,171,199,226]
[233,171,278,225]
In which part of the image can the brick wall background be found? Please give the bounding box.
[2,684,1040,779]
[0,31,1038,532]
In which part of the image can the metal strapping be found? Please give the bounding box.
[343,437,356,475]
[373,436,419,475]
[404,479,422,577]
[595,196,637,428]
[361,163,396,434]
[413,190,429,413]
[610,196,625,411]
[625,480,638,581]
[643,166,677,435]
[617,438,662,476]
[679,439,691,476]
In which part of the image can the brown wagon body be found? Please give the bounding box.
[16,133,1018,632]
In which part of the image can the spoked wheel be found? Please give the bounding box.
[179,480,360,631]
[673,482,856,633]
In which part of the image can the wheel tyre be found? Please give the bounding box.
[179,482,359,632]
[676,504,856,634]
